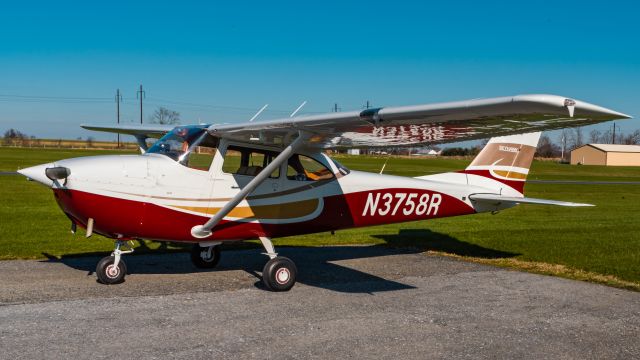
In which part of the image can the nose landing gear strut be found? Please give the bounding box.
[96,240,134,284]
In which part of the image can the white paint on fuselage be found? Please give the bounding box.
[36,145,515,230]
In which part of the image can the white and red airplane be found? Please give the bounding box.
[18,94,629,291]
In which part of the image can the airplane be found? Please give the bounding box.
[17,94,630,291]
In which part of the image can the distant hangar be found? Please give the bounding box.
[571,144,640,166]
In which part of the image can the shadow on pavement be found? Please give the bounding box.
[372,229,518,259]
[41,229,517,293]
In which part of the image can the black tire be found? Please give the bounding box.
[96,256,127,284]
[262,256,297,291]
[190,244,221,268]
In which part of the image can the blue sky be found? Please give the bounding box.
[0,0,638,143]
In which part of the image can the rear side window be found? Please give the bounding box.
[222,146,280,178]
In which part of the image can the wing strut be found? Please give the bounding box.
[190,131,309,239]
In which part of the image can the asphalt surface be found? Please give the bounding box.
[0,246,638,359]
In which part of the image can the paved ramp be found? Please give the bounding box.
[0,247,638,359]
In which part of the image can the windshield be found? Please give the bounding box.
[331,158,351,175]
[146,126,208,162]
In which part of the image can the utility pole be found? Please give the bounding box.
[364,100,371,109]
[115,89,122,148]
[333,103,340,112]
[137,84,145,124]
[612,122,616,144]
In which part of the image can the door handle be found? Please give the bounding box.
[231,186,239,189]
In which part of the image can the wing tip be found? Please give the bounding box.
[571,203,596,207]
[512,94,631,120]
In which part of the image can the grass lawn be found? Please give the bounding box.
[1,147,639,290]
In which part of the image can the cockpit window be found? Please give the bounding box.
[287,155,334,181]
[146,126,218,171]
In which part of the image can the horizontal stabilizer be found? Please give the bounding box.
[81,124,177,138]
[469,194,594,207]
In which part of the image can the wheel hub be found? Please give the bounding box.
[106,264,120,279]
[275,268,290,285]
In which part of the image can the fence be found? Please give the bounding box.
[1,138,138,150]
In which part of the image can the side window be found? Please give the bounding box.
[179,134,218,171]
[222,146,279,178]
[287,155,334,181]
[222,149,242,174]
[184,147,217,171]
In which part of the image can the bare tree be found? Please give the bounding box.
[3,128,28,146]
[589,129,601,144]
[567,127,584,150]
[536,135,561,158]
[150,107,180,124]
[621,130,640,145]
[599,129,613,144]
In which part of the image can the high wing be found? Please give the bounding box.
[81,124,176,139]
[206,94,630,149]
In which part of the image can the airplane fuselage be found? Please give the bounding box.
[25,146,510,243]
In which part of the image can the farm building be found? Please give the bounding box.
[570,144,640,166]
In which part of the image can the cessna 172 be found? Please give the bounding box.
[17,94,630,291]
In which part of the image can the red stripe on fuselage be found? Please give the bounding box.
[52,188,475,242]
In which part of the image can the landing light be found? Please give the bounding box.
[45,167,71,181]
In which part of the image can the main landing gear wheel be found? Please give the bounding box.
[96,256,127,284]
[190,244,221,268]
[262,256,297,292]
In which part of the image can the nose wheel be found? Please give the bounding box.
[96,240,133,284]
[259,237,297,291]
[96,256,127,284]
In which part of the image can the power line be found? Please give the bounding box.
[0,91,328,117]
[0,98,111,104]
[0,96,111,104]
[0,93,111,101]
[145,97,307,115]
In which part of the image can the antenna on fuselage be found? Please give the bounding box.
[290,101,307,117]
[379,150,393,174]
[249,104,269,122]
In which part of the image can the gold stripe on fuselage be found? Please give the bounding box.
[172,198,320,219]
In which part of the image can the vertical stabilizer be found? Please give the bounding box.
[462,132,541,195]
